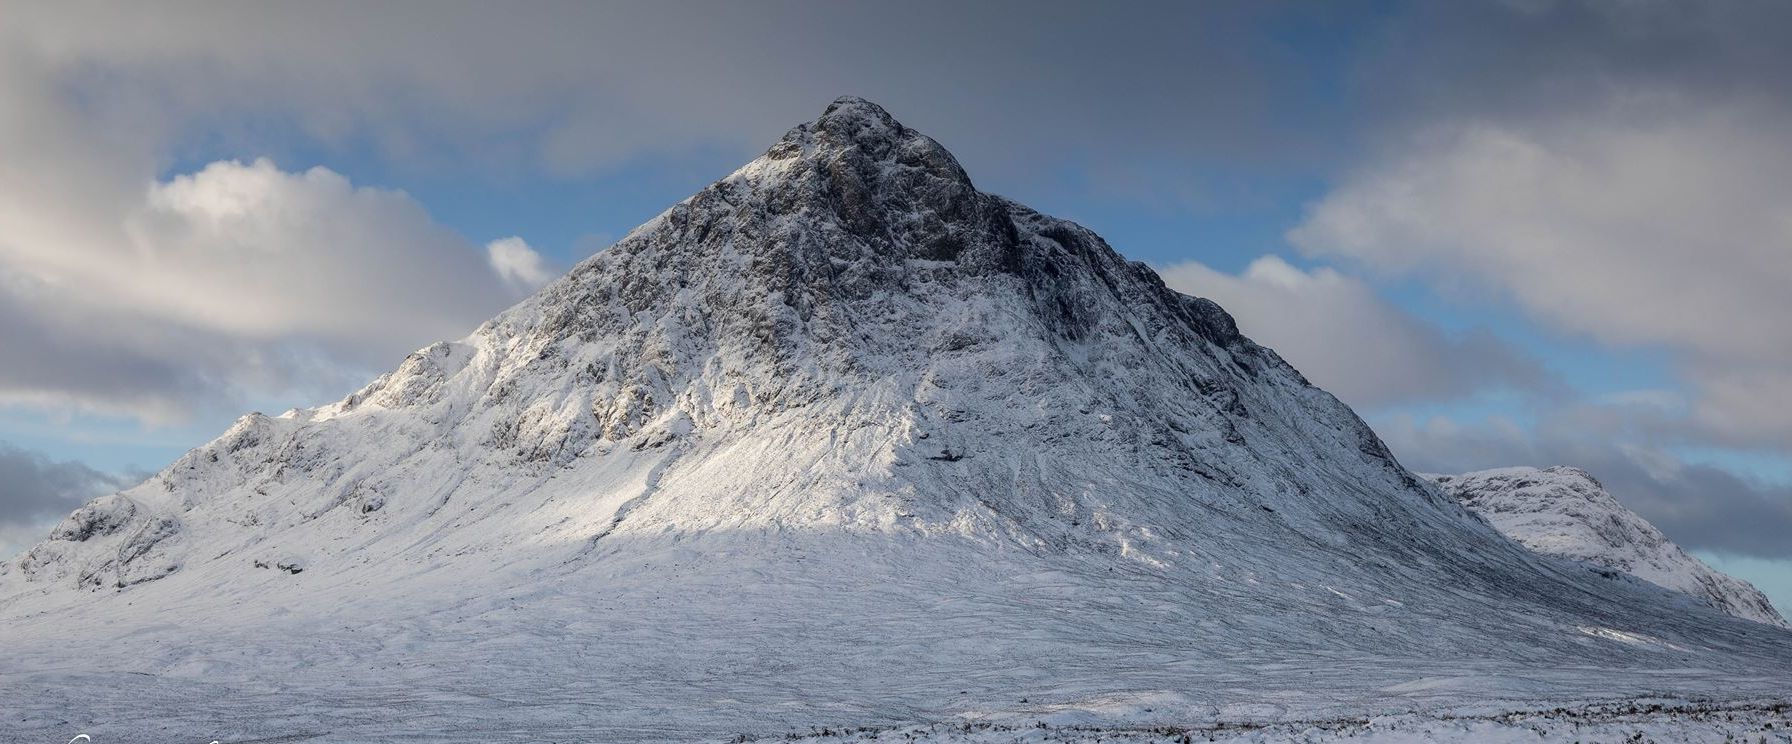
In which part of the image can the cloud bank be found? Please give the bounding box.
[0,2,1325,422]
[1379,414,1792,560]
[0,156,549,422]
[1286,1,1792,562]
[0,3,1332,188]
[1290,110,1792,448]
[0,442,130,559]
[0,442,126,527]
[1158,256,1546,408]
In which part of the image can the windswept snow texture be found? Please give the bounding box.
[2,98,1789,743]
[1432,466,1787,627]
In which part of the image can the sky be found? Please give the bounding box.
[1,1,1789,612]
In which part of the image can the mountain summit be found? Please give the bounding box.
[4,98,1789,741]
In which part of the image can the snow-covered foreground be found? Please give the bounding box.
[6,529,1790,742]
[3,98,1789,742]
[795,701,1792,744]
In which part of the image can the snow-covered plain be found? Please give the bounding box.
[2,98,1789,743]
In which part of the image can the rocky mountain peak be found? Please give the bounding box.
[812,95,910,151]
[746,95,1014,273]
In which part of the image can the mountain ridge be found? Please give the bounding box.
[1431,465,1786,627]
[2,96,1788,742]
[4,97,1475,596]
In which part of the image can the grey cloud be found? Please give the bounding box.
[1352,2,1792,129]
[1597,460,1792,563]
[0,156,544,422]
[0,274,208,421]
[1378,414,1792,559]
[1683,364,1792,451]
[1158,256,1551,409]
[1,2,1341,187]
[0,442,124,528]
[1296,1,1792,451]
[0,2,1348,422]
[1298,124,1792,447]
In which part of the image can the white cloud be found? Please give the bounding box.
[0,4,1324,423]
[486,237,556,293]
[1158,255,1545,408]
[125,159,515,343]
[0,29,552,423]
[0,156,540,422]
[1290,106,1792,448]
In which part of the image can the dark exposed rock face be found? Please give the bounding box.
[477,96,1276,472]
[47,494,138,543]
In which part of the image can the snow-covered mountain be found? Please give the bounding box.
[2,97,1788,742]
[1430,466,1786,627]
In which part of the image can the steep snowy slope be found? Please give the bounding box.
[2,98,1789,743]
[1431,466,1786,627]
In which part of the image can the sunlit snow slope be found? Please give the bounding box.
[2,98,1788,743]
[1432,466,1786,627]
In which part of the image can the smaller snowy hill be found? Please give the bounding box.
[1430,466,1786,627]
